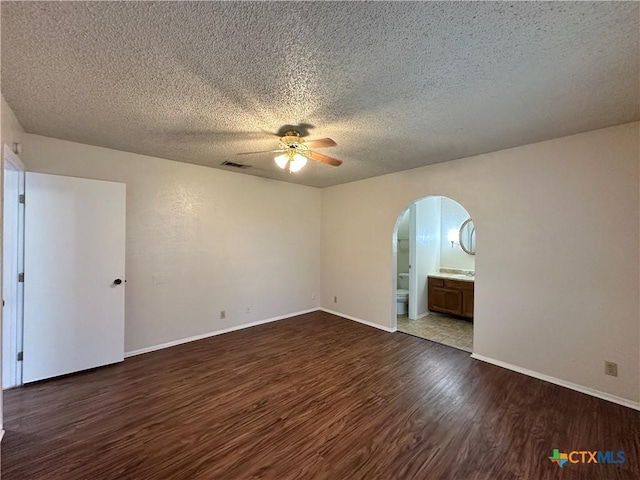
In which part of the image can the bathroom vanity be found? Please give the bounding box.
[427,274,474,319]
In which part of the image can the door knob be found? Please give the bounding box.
[113,279,123,285]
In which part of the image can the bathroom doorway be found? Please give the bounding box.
[393,196,475,352]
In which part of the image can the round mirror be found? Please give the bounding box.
[459,218,476,255]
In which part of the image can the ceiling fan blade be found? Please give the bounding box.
[237,149,284,155]
[306,151,343,167]
[304,138,337,149]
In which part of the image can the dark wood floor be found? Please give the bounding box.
[2,312,639,479]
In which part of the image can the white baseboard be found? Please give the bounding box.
[410,312,430,320]
[0,429,4,443]
[320,308,396,333]
[125,308,319,358]
[471,353,640,411]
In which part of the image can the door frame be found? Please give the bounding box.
[392,203,419,327]
[2,144,26,388]
[408,205,418,319]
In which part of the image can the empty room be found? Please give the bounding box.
[0,2,639,479]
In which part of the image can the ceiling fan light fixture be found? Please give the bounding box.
[239,127,340,172]
[275,152,307,173]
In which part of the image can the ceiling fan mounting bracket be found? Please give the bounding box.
[279,131,307,151]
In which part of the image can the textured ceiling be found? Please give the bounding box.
[2,2,638,188]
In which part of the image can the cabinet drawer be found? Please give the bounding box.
[428,277,444,287]
[444,279,474,291]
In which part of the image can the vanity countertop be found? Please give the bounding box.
[428,273,475,282]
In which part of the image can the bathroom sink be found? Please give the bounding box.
[450,274,474,280]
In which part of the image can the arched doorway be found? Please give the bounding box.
[392,195,476,352]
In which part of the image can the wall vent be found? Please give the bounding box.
[221,161,250,169]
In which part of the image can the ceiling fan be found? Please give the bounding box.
[238,130,342,173]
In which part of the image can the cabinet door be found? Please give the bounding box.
[462,290,474,318]
[429,287,463,315]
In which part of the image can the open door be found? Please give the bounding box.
[23,173,126,383]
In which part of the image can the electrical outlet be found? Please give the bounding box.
[220,310,225,320]
[334,296,337,303]
[245,306,251,314]
[604,361,618,377]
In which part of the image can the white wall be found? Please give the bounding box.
[321,122,640,404]
[414,197,441,317]
[440,197,475,271]
[25,134,322,353]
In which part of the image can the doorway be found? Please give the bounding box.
[393,196,475,352]
[2,168,127,387]
[2,145,26,388]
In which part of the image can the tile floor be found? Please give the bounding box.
[397,312,473,352]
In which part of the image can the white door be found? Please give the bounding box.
[23,173,126,383]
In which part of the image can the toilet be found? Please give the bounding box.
[396,289,409,315]
[396,273,410,314]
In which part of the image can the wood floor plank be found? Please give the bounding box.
[2,311,639,479]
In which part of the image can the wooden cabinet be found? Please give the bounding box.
[462,290,474,318]
[428,282,463,315]
[428,276,474,319]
